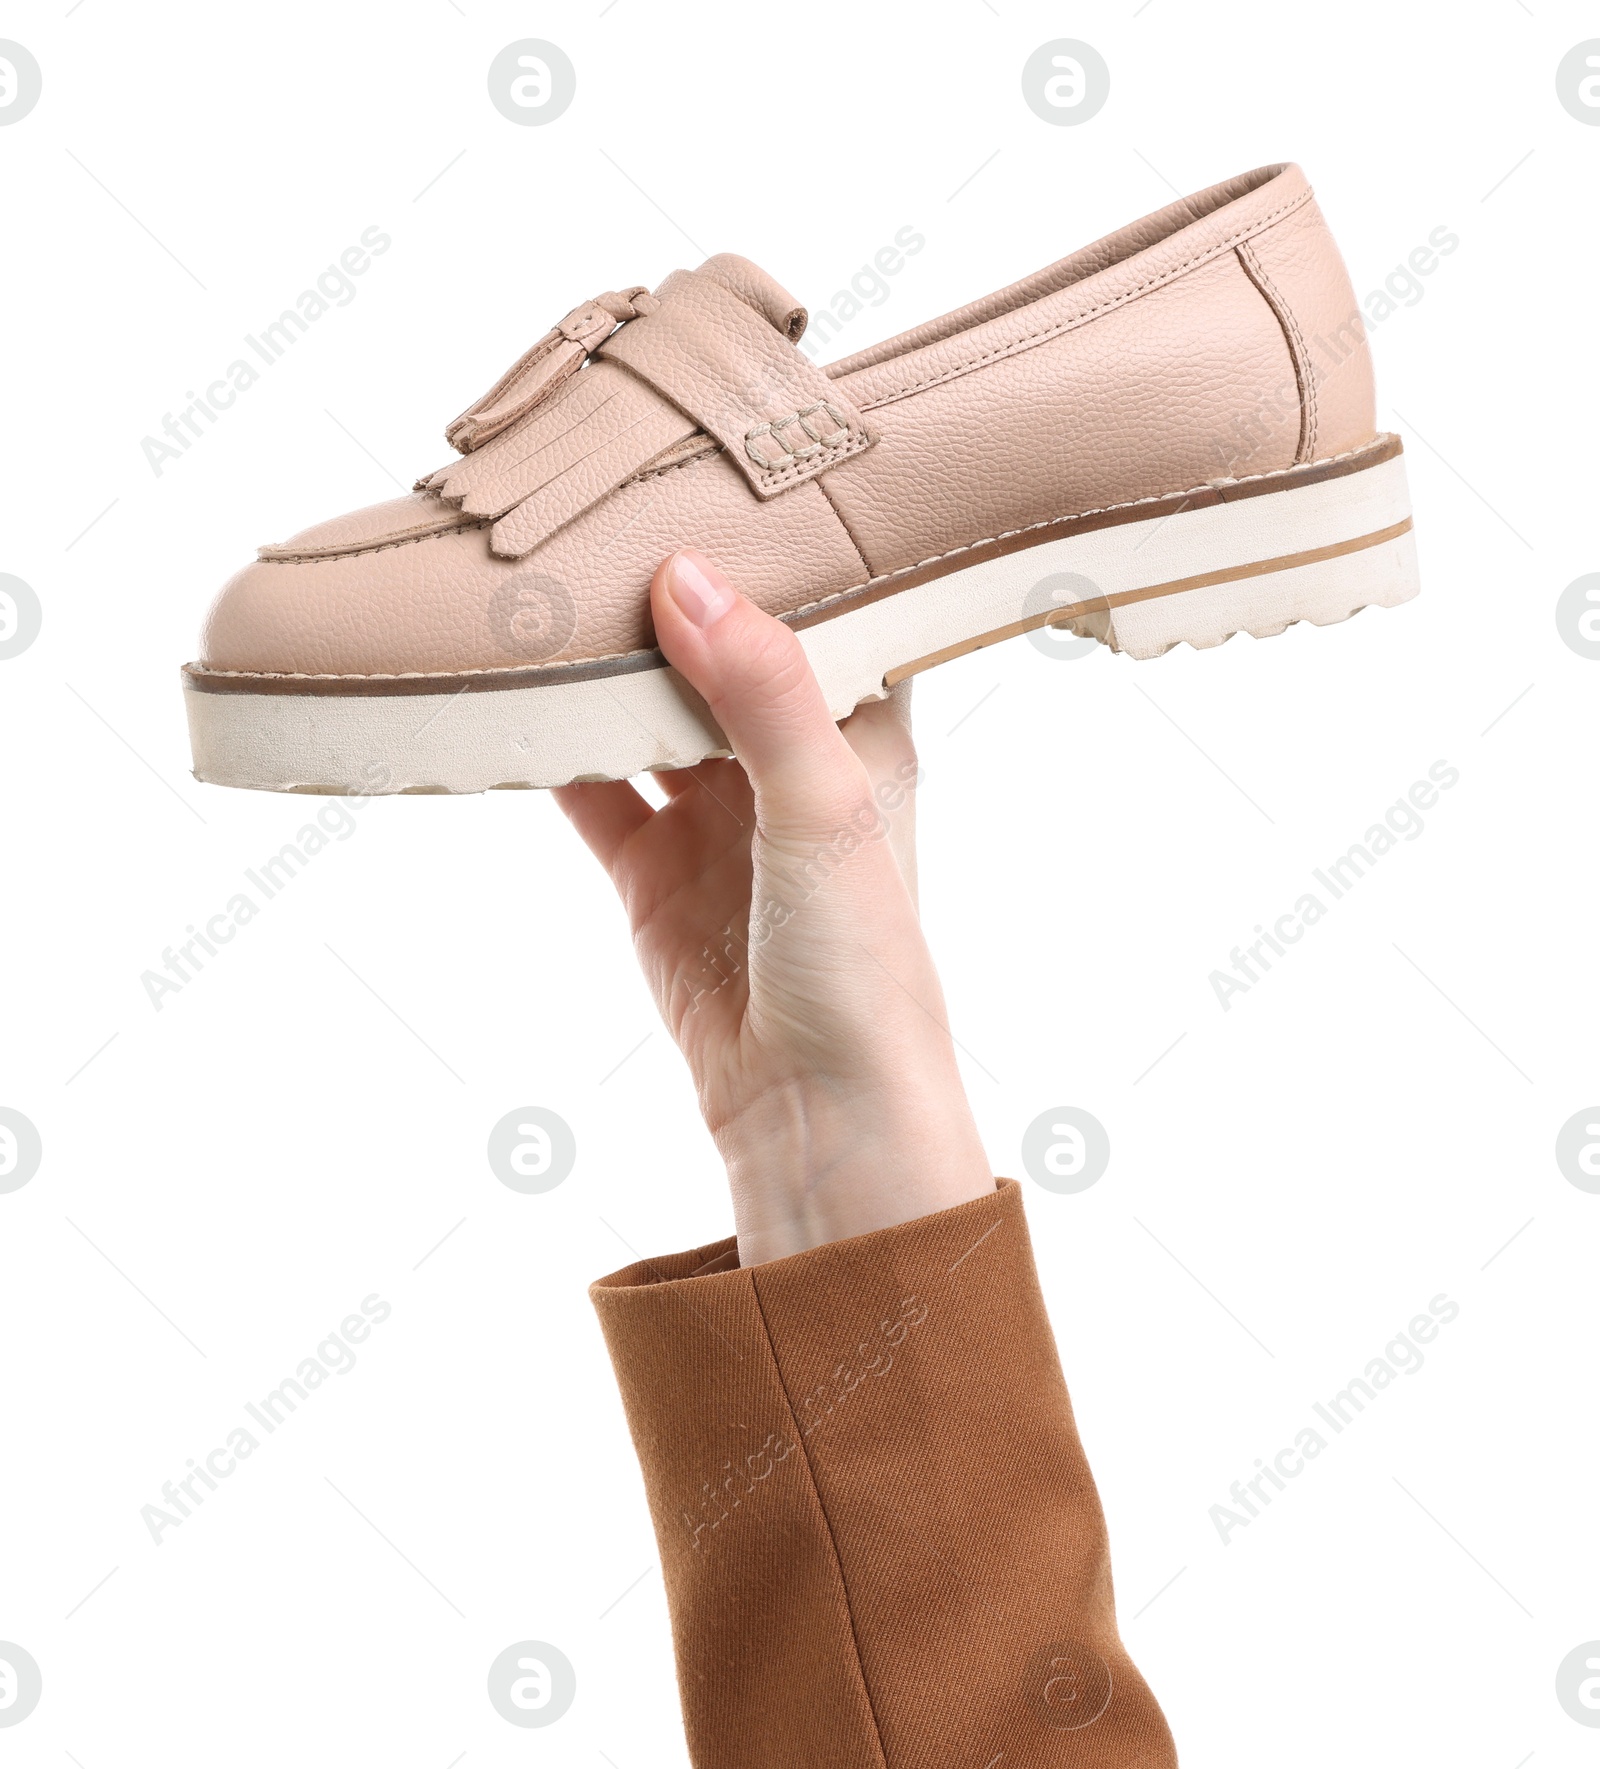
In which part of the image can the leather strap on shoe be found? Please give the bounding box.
[426,263,873,560]
[597,267,871,498]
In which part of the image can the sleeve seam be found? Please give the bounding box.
[746,1270,892,1769]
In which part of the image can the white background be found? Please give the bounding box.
[2,2,1596,1764]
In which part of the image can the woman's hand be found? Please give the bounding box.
[553,549,993,1265]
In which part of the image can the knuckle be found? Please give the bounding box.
[738,617,813,705]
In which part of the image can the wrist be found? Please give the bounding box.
[713,1074,995,1265]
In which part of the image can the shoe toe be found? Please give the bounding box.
[198,495,499,677]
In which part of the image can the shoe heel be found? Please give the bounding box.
[1060,438,1419,661]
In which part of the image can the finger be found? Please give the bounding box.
[651,759,754,833]
[650,766,704,799]
[840,685,915,778]
[651,549,867,833]
[550,778,653,872]
[840,683,919,910]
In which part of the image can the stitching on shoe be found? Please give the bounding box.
[196,437,1387,682]
[744,432,869,491]
[745,402,854,469]
[190,650,667,681]
[814,476,874,577]
[609,430,859,495]
[260,518,493,564]
[856,187,1315,411]
[626,446,719,486]
[1235,237,1318,464]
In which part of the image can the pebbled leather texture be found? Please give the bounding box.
[198,161,1379,678]
[202,454,866,676]
[819,253,1300,576]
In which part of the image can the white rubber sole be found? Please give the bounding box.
[185,440,1418,795]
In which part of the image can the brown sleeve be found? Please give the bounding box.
[589,1179,1178,1769]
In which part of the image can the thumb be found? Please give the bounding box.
[652,549,867,827]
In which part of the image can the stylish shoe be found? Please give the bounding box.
[185,161,1418,794]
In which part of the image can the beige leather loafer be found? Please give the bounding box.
[185,162,1418,794]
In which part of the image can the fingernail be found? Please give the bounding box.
[666,550,736,629]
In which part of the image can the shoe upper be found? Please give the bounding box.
[197,161,1375,681]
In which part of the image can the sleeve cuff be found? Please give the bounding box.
[590,1179,1176,1769]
